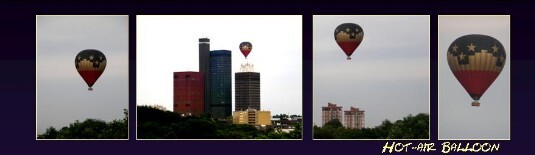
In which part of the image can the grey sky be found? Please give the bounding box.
[136,15,302,116]
[439,15,510,139]
[36,15,129,135]
[313,15,429,128]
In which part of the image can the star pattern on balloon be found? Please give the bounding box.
[457,50,469,64]
[335,24,363,40]
[75,50,107,69]
[449,41,505,67]
[492,44,499,53]
[467,43,477,52]
[452,44,458,54]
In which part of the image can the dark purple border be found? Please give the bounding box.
[1,1,534,154]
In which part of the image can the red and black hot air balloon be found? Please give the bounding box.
[239,42,253,59]
[447,34,506,107]
[75,49,107,91]
[334,23,364,60]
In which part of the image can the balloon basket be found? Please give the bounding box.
[471,101,480,107]
[347,57,351,60]
[88,87,93,91]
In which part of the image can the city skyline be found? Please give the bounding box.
[137,15,302,116]
[313,15,430,128]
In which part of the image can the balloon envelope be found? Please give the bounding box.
[334,23,364,60]
[447,34,506,106]
[239,42,252,58]
[75,49,107,90]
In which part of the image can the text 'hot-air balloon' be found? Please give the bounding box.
[239,42,253,59]
[334,23,364,60]
[75,49,107,91]
[447,34,506,107]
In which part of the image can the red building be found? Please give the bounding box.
[174,72,204,116]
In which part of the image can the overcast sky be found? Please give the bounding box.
[136,15,302,116]
[439,15,510,139]
[313,15,429,128]
[36,15,129,135]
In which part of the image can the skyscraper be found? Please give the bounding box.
[235,71,260,111]
[199,38,210,113]
[209,50,232,119]
[173,72,204,116]
[344,107,365,129]
[322,102,343,126]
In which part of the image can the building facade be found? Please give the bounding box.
[322,102,343,126]
[173,72,204,116]
[209,50,232,119]
[271,115,302,133]
[198,38,211,113]
[233,108,271,126]
[344,107,365,129]
[235,72,260,111]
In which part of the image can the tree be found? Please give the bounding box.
[314,125,335,139]
[324,119,343,128]
[388,113,429,139]
[137,106,301,139]
[288,123,302,139]
[272,114,289,119]
[37,109,128,139]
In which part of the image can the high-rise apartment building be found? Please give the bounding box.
[344,107,365,129]
[322,102,343,126]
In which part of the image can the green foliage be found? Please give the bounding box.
[314,113,429,139]
[272,114,289,119]
[323,119,343,129]
[37,109,128,139]
[273,114,301,119]
[287,123,302,139]
[137,106,302,139]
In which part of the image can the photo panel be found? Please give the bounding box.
[313,15,430,140]
[36,15,129,140]
[438,15,510,140]
[136,15,303,139]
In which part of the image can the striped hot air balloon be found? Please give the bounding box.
[75,49,107,91]
[239,42,252,59]
[334,23,364,60]
[447,34,506,107]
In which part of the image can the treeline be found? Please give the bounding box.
[314,113,429,139]
[37,109,128,139]
[137,105,301,139]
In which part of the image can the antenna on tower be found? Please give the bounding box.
[240,62,254,72]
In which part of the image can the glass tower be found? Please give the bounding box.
[209,50,232,119]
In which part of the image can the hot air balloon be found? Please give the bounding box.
[334,23,364,60]
[447,34,506,107]
[75,49,107,91]
[239,42,252,59]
